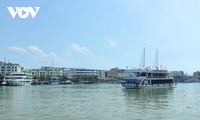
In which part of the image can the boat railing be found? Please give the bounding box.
[147,76,168,78]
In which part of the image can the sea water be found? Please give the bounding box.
[0,83,200,120]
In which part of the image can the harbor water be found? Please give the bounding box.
[0,83,200,120]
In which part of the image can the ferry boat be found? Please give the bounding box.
[5,72,33,86]
[121,48,176,89]
[121,68,175,89]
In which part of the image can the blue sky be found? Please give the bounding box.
[1,0,200,74]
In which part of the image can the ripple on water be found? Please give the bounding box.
[0,83,200,120]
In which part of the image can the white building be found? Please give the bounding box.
[100,70,109,80]
[64,68,100,79]
[171,71,184,77]
[0,61,21,75]
[30,66,63,78]
[107,67,125,79]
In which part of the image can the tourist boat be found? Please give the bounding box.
[121,68,175,89]
[83,81,95,84]
[121,48,176,89]
[0,77,7,86]
[59,80,72,84]
[50,80,59,85]
[5,72,33,86]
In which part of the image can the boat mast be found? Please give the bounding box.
[139,47,145,68]
[153,49,159,70]
[143,47,145,67]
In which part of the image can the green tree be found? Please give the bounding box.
[46,75,51,81]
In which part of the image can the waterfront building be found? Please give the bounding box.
[171,71,184,76]
[171,71,188,82]
[99,70,109,80]
[107,67,125,79]
[193,71,200,79]
[0,61,21,76]
[191,71,200,82]
[64,68,100,79]
[30,66,64,79]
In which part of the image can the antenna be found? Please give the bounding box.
[52,59,54,67]
[4,58,6,63]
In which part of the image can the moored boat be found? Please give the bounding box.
[121,48,176,89]
[83,81,95,84]
[59,80,72,84]
[121,69,175,89]
[50,80,59,85]
[5,72,33,86]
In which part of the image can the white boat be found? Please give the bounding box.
[58,80,73,84]
[0,77,7,85]
[121,48,176,89]
[50,80,59,85]
[5,72,33,86]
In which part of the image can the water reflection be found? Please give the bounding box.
[0,84,200,120]
[0,86,32,120]
[122,87,174,98]
[122,88,174,111]
[0,86,26,101]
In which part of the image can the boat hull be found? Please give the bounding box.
[7,79,32,86]
[121,83,176,89]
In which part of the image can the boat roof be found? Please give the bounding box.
[5,72,32,76]
[125,68,169,73]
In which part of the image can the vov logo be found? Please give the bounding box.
[7,7,40,19]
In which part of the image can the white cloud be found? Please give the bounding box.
[7,44,108,69]
[108,39,117,48]
[64,43,109,68]
[28,45,43,54]
[27,45,64,61]
[7,46,26,53]
[28,45,48,58]
[71,43,93,56]
[7,45,64,63]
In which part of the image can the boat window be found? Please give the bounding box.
[141,72,146,77]
[147,73,152,78]
[152,73,167,78]
[151,79,173,84]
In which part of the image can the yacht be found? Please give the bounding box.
[121,48,176,89]
[5,72,33,86]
